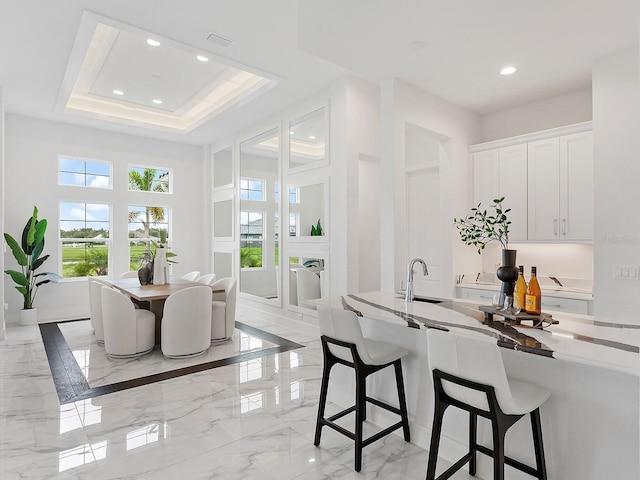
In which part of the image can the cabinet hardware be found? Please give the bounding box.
[562,219,566,235]
[542,302,562,308]
[554,219,558,235]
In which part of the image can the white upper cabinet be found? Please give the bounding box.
[528,132,593,241]
[560,132,593,240]
[473,149,499,207]
[471,122,593,243]
[473,144,527,242]
[498,144,528,241]
[527,137,561,240]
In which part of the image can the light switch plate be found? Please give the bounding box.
[613,265,639,280]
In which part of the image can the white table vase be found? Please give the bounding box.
[153,248,168,285]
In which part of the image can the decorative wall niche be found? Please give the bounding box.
[288,182,326,238]
[288,255,327,311]
[213,198,233,239]
[213,146,233,189]
[213,251,234,279]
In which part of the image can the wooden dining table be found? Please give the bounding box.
[107,277,224,344]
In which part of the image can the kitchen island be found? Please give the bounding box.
[310,292,639,480]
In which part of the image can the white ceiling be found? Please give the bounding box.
[0,0,637,146]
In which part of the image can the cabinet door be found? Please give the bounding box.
[560,132,593,241]
[473,150,499,208]
[499,144,527,241]
[527,138,560,240]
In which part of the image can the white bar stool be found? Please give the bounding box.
[426,328,550,480]
[314,306,411,472]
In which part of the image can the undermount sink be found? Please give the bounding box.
[412,296,443,304]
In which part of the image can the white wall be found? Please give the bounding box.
[481,88,593,142]
[3,115,204,323]
[330,75,381,295]
[592,48,640,321]
[0,87,4,339]
[380,78,482,296]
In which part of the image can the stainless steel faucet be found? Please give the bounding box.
[405,258,428,302]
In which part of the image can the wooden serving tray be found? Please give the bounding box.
[479,305,558,328]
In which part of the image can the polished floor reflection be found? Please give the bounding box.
[0,305,474,479]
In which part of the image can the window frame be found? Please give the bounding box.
[240,177,265,202]
[239,210,265,270]
[58,155,112,189]
[128,164,173,194]
[59,201,111,279]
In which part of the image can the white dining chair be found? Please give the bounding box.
[296,268,321,307]
[181,271,200,282]
[196,273,217,285]
[88,277,111,344]
[210,277,237,343]
[119,271,139,279]
[289,263,304,305]
[425,328,550,480]
[314,306,410,472]
[101,287,155,358]
[161,286,212,358]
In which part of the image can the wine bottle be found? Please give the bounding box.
[513,265,527,313]
[525,266,542,315]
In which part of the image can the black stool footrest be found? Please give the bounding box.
[435,452,474,480]
[475,444,542,477]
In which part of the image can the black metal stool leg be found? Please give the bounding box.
[492,418,507,480]
[469,411,477,476]
[426,397,447,480]
[394,360,411,441]
[354,368,365,472]
[530,408,548,480]
[314,359,333,446]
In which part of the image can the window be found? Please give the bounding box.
[240,211,263,268]
[59,157,110,188]
[240,178,264,201]
[128,166,171,193]
[60,202,110,278]
[289,213,298,236]
[128,205,169,270]
[274,183,298,203]
[289,187,299,204]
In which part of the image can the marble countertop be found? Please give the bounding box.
[313,292,639,376]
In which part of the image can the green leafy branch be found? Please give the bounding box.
[453,197,511,254]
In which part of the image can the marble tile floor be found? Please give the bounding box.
[0,304,476,479]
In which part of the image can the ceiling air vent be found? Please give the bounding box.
[206,32,233,48]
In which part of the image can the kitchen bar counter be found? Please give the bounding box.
[309,292,639,480]
[318,291,638,375]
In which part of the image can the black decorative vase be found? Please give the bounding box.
[138,264,152,285]
[496,249,518,299]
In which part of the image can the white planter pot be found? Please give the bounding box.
[19,308,38,326]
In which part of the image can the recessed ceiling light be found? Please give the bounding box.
[152,99,163,105]
[289,130,295,135]
[146,39,160,47]
[500,66,518,75]
[308,135,316,140]
[113,90,124,95]
[196,55,209,62]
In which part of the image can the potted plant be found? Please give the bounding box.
[453,197,518,299]
[4,206,61,325]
